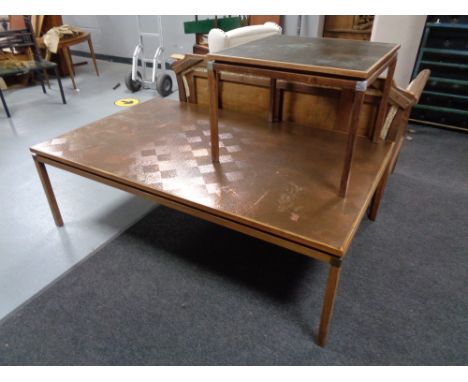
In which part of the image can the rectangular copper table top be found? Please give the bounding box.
[207,35,399,79]
[31,98,393,257]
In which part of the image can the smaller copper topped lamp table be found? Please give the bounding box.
[206,35,399,197]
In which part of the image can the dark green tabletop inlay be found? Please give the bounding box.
[208,35,399,79]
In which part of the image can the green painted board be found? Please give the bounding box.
[420,60,468,70]
[414,104,468,116]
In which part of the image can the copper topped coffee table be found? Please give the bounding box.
[31,98,393,347]
[207,35,399,197]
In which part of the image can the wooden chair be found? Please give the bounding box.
[39,31,99,90]
[385,69,431,173]
[368,69,431,220]
[0,16,66,118]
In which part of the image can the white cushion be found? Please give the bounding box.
[208,22,282,53]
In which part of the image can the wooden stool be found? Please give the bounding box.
[40,31,99,89]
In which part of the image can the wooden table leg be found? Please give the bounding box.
[369,163,391,221]
[87,36,100,76]
[333,89,354,132]
[390,133,405,174]
[187,72,197,104]
[208,61,220,163]
[269,78,277,122]
[32,155,64,227]
[372,58,397,142]
[63,47,77,90]
[387,110,408,175]
[317,263,342,347]
[274,88,283,122]
[339,89,365,197]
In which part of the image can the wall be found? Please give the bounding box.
[63,15,195,61]
[63,15,425,86]
[63,15,324,60]
[283,15,324,37]
[371,15,426,87]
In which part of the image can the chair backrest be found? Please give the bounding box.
[0,16,42,61]
[406,69,431,103]
[384,69,430,142]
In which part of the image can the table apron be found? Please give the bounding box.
[212,62,363,90]
[34,154,342,267]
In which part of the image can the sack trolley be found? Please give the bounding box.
[125,15,173,97]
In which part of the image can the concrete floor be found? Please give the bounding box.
[0,58,178,320]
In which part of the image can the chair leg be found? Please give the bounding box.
[44,51,52,88]
[87,36,100,76]
[43,69,51,89]
[63,47,77,89]
[55,67,67,105]
[0,88,11,118]
[37,71,47,94]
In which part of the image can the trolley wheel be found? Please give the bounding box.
[156,74,173,97]
[125,71,142,92]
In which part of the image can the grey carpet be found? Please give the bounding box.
[0,125,467,365]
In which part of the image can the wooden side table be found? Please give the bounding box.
[207,35,399,197]
[40,31,99,89]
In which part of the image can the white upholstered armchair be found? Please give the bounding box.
[208,22,282,53]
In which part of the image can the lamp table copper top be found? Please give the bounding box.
[207,35,400,79]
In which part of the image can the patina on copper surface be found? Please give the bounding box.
[31,98,393,257]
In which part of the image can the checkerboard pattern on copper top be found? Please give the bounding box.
[31,98,393,255]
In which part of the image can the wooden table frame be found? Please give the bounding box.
[30,98,394,348]
[31,152,391,348]
[208,50,397,198]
